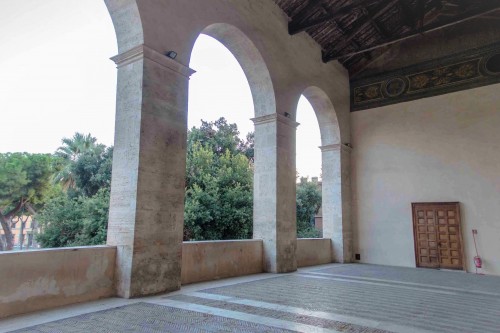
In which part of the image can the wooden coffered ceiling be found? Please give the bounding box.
[274,0,500,77]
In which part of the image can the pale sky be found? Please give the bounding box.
[0,0,321,178]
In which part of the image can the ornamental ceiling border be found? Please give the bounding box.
[350,42,500,112]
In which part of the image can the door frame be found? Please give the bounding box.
[411,202,466,271]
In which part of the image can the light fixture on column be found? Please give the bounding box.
[165,51,177,59]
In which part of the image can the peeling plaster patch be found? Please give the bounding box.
[0,277,59,303]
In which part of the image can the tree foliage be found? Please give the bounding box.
[36,188,110,247]
[53,133,105,190]
[296,180,322,238]
[36,134,113,248]
[0,126,323,250]
[71,147,113,197]
[0,153,56,250]
[184,118,253,240]
[185,118,322,240]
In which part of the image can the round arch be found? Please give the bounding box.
[301,86,341,146]
[296,86,349,262]
[190,23,276,118]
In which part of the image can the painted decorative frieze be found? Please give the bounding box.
[351,43,500,111]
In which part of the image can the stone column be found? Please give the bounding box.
[321,143,353,263]
[252,114,298,273]
[107,45,194,298]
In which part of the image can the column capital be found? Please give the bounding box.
[111,44,196,78]
[319,143,353,153]
[251,113,299,128]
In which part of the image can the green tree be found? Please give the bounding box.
[36,134,113,248]
[296,180,322,238]
[187,118,241,158]
[72,147,113,197]
[0,153,56,250]
[53,133,105,190]
[36,188,110,247]
[184,118,253,240]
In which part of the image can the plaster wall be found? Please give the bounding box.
[351,84,500,275]
[296,238,332,267]
[181,240,263,285]
[0,246,116,319]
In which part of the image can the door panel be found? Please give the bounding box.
[413,205,439,268]
[412,202,464,270]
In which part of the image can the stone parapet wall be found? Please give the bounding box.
[296,238,332,267]
[0,246,116,319]
[1,239,335,318]
[181,240,264,285]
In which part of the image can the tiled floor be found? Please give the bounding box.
[2,264,500,333]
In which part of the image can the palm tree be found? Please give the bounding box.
[53,133,105,190]
[55,133,102,161]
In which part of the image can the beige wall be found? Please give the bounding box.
[0,246,116,319]
[296,238,332,267]
[351,84,500,275]
[181,240,263,285]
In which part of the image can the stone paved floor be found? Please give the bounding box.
[2,264,500,333]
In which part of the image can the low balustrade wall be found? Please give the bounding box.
[1,238,332,318]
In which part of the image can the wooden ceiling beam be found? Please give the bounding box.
[416,0,426,29]
[323,4,500,62]
[322,0,398,60]
[288,0,379,35]
[398,0,418,29]
[365,9,390,38]
[290,0,324,25]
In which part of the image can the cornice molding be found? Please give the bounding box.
[251,113,299,128]
[111,44,196,78]
[320,143,352,153]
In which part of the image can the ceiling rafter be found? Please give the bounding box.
[274,0,500,77]
[322,2,500,62]
[398,0,418,29]
[321,0,399,61]
[288,0,379,35]
[290,0,324,24]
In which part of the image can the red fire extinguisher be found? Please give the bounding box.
[474,256,482,269]
[472,229,482,273]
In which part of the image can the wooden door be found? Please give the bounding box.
[412,202,464,270]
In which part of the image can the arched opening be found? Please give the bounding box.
[189,34,254,136]
[296,95,322,238]
[185,33,255,241]
[0,0,117,251]
[298,87,345,260]
[301,87,341,147]
[184,24,276,242]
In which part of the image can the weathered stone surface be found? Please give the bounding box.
[321,144,353,263]
[181,240,263,285]
[296,238,332,267]
[107,45,191,298]
[0,246,116,319]
[253,114,298,273]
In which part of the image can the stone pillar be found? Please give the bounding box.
[321,143,353,263]
[107,45,194,298]
[252,113,298,273]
